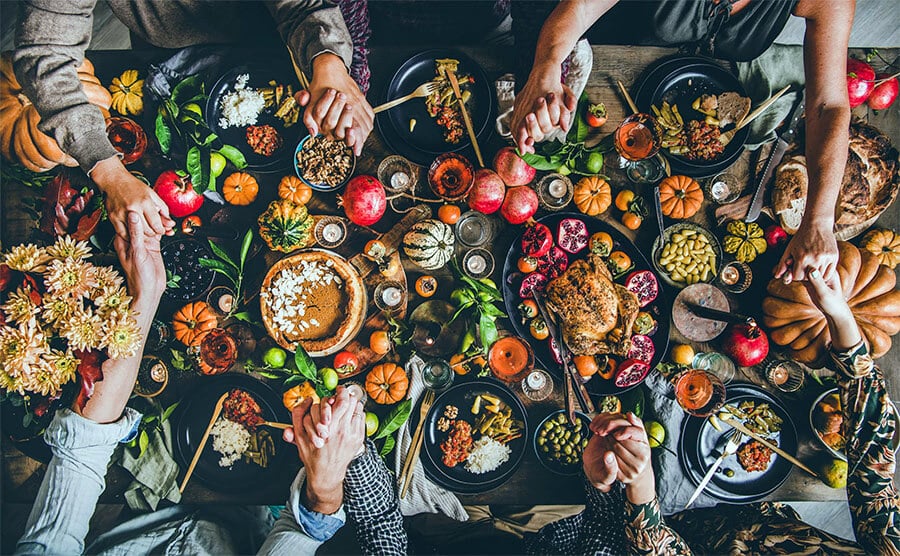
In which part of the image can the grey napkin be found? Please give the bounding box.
[643,372,719,515]
[392,355,469,521]
[736,44,806,149]
[118,419,182,511]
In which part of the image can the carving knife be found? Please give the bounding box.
[745,89,805,223]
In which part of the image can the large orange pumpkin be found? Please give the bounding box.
[573,176,611,216]
[278,175,313,205]
[365,363,409,404]
[658,175,703,219]
[172,301,218,347]
[762,241,900,363]
[222,172,259,205]
[0,52,112,172]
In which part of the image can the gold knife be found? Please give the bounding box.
[720,414,820,479]
[446,70,484,167]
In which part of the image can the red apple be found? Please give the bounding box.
[493,146,536,186]
[468,169,506,214]
[847,58,876,108]
[868,73,899,110]
[153,170,203,218]
[340,175,386,226]
[721,323,769,367]
[500,185,538,225]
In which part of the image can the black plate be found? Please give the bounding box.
[633,56,749,178]
[501,213,671,397]
[173,373,292,491]
[206,66,306,172]
[679,383,797,503]
[376,50,493,165]
[408,380,527,494]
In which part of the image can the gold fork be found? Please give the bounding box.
[373,81,440,114]
[400,388,436,498]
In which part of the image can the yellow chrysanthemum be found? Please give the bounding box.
[104,314,142,359]
[0,320,45,386]
[0,367,22,394]
[94,266,124,291]
[92,286,132,315]
[44,258,98,299]
[40,293,77,328]
[1,286,39,323]
[46,236,92,262]
[59,307,105,352]
[34,350,80,395]
[3,244,50,273]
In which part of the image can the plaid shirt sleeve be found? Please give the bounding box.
[342,439,407,555]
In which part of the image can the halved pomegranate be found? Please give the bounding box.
[626,334,655,363]
[625,270,659,307]
[614,359,650,388]
[521,222,553,258]
[519,272,548,299]
[557,218,589,254]
[536,246,568,280]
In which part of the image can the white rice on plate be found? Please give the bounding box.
[218,73,265,128]
[465,436,511,474]
[210,417,250,467]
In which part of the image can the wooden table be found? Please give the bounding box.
[2,45,898,509]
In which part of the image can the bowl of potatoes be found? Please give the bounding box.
[651,222,722,289]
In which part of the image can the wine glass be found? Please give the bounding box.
[674,369,726,417]
[613,113,662,173]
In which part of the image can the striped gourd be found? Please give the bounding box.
[402,219,455,270]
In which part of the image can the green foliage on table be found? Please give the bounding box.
[126,398,179,458]
[199,229,253,321]
[449,260,506,355]
[251,344,334,400]
[517,92,609,177]
[0,161,57,189]
[374,399,412,458]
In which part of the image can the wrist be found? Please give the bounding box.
[624,471,656,506]
[312,52,347,75]
[303,476,343,515]
[89,156,128,192]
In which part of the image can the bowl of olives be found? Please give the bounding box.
[533,410,592,475]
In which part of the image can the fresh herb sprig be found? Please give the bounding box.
[199,230,253,321]
[449,260,506,355]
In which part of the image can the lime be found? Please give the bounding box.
[320,367,339,390]
[210,152,226,178]
[182,103,203,117]
[365,412,379,437]
[821,459,848,489]
[585,152,604,174]
[262,347,287,369]
[645,421,666,449]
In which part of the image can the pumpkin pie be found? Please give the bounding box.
[260,249,366,356]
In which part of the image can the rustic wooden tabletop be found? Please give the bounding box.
[2,45,898,508]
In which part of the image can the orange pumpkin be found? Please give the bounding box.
[658,175,703,219]
[278,175,312,205]
[222,172,259,205]
[282,382,320,410]
[573,176,612,216]
[172,301,217,347]
[365,362,409,404]
[0,53,111,172]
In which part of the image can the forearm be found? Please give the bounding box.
[531,0,617,71]
[343,440,406,555]
[801,105,848,226]
[266,0,353,72]
[13,0,118,173]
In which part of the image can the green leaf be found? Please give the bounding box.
[170,349,191,371]
[232,311,252,323]
[155,112,172,154]
[163,98,180,125]
[379,434,396,457]
[161,402,179,422]
[239,229,253,269]
[138,430,149,457]
[209,267,238,284]
[480,303,506,319]
[172,75,202,104]
[207,240,239,269]
[375,399,412,439]
[218,145,247,169]
[294,345,318,383]
[284,374,307,389]
[255,370,284,380]
[200,145,212,192]
[518,151,562,171]
[479,312,498,349]
[186,146,203,191]
[199,257,238,279]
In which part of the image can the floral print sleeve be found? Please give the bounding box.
[831,342,900,555]
[624,496,692,555]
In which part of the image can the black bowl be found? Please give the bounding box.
[533,410,593,476]
[161,237,216,303]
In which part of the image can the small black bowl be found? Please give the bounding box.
[533,410,593,476]
[161,237,216,303]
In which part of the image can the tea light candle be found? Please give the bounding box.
[709,179,730,201]
[548,178,567,199]
[720,265,740,286]
[217,293,234,314]
[466,253,487,274]
[321,222,344,243]
[381,286,402,307]
[526,370,546,390]
[150,362,167,383]
[390,171,410,190]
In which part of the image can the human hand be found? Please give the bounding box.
[113,211,165,304]
[91,157,174,239]
[296,53,373,157]
[774,222,838,284]
[803,268,862,351]
[510,67,577,154]
[587,413,656,504]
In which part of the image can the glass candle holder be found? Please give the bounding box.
[314,216,348,249]
[378,155,418,193]
[462,248,495,280]
[718,261,753,294]
[422,359,454,391]
[521,369,554,401]
[765,359,805,393]
[705,173,742,205]
[455,210,493,247]
[536,174,573,211]
[374,280,406,312]
[134,355,169,398]
[692,351,737,384]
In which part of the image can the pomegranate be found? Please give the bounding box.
[340,175,386,226]
[721,322,769,367]
[868,73,899,110]
[468,169,506,214]
[500,185,538,225]
[493,146,536,186]
[614,359,650,388]
[521,222,553,258]
[519,272,548,299]
[624,270,659,307]
[764,224,789,248]
[557,218,589,254]
[154,169,203,218]
[847,58,876,108]
[536,246,568,280]
[626,334,655,364]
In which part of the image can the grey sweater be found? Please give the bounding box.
[13,0,353,174]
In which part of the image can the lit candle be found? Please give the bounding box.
[218,293,234,314]
[322,222,344,243]
[720,265,739,286]
[710,180,730,201]
[466,253,487,274]
[548,179,567,199]
[526,370,546,389]
[381,286,402,307]
[391,171,410,190]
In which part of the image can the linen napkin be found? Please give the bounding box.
[117,419,182,511]
[392,355,469,521]
[736,44,805,150]
[642,372,719,515]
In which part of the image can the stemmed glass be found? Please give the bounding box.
[674,369,726,417]
[614,113,663,181]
